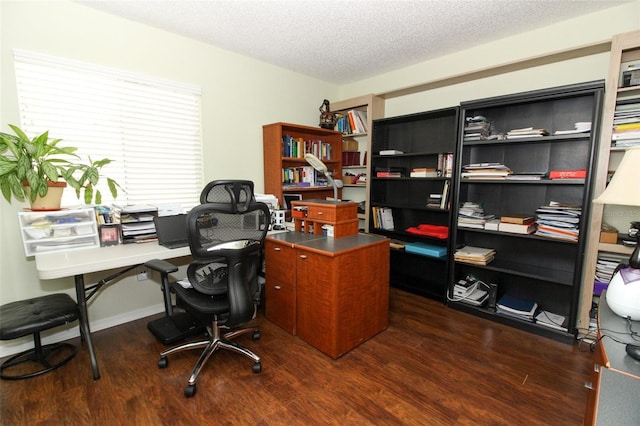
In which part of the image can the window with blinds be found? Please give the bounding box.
[12,49,203,209]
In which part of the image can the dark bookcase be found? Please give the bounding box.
[448,81,604,342]
[369,107,459,299]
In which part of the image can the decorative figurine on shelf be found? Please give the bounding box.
[319,99,336,129]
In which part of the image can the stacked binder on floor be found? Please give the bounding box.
[496,294,538,322]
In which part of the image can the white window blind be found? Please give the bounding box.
[13,49,203,209]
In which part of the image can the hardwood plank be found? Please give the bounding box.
[0,288,593,424]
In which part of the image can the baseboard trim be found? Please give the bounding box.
[0,304,165,358]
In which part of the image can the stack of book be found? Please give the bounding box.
[375,167,404,178]
[458,201,494,229]
[410,167,438,177]
[612,100,640,147]
[595,252,628,289]
[461,163,512,180]
[534,201,581,242]
[496,294,538,322]
[497,213,536,235]
[426,193,443,208]
[454,245,496,266]
[505,127,549,139]
[463,115,490,141]
[535,310,568,332]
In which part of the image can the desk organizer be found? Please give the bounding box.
[18,207,100,256]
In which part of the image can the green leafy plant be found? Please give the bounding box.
[0,124,120,205]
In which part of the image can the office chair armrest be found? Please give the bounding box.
[145,259,179,275]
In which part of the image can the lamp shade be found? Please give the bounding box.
[593,146,640,206]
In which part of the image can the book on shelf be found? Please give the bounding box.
[553,121,591,135]
[505,127,549,139]
[496,294,538,320]
[500,214,535,225]
[535,310,568,332]
[498,221,536,235]
[379,149,403,155]
[505,172,547,181]
[372,206,394,231]
[404,242,447,258]
[548,169,586,179]
[437,153,454,177]
[389,239,407,250]
[484,218,500,231]
[410,167,438,178]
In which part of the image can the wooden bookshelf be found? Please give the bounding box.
[263,122,343,208]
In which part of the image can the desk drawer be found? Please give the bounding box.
[265,240,295,283]
[307,205,336,222]
[265,276,295,335]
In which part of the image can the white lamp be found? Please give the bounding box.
[304,153,343,201]
[593,146,640,320]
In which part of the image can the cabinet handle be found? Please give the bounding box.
[274,285,281,290]
[594,364,600,373]
[299,255,307,259]
[317,211,324,215]
[584,381,593,390]
[273,247,281,252]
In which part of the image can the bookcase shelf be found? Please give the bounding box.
[263,122,343,207]
[449,80,605,343]
[369,107,459,300]
[330,94,385,231]
[579,30,640,337]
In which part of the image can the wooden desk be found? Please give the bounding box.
[265,231,390,358]
[35,243,191,379]
[584,291,640,425]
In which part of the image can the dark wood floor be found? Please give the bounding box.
[1,288,595,425]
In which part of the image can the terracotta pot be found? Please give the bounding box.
[23,181,67,211]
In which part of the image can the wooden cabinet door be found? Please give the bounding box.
[264,239,296,334]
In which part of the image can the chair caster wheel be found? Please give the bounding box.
[252,330,261,341]
[158,357,168,369]
[252,362,261,373]
[184,384,196,397]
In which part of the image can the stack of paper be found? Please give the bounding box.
[553,121,591,135]
[458,201,495,229]
[534,201,581,242]
[461,163,512,179]
[595,252,627,284]
[454,245,496,265]
[496,294,538,322]
[505,127,549,139]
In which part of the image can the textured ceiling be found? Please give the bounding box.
[76,0,630,84]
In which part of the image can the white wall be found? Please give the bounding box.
[1,0,639,356]
[0,0,337,356]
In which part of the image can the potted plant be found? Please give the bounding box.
[0,124,120,210]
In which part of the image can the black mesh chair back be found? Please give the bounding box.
[185,202,269,327]
[199,180,255,212]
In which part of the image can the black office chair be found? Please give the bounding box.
[148,180,259,345]
[149,201,270,397]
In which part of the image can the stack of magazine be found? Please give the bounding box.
[496,294,538,322]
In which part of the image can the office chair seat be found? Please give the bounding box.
[0,294,79,380]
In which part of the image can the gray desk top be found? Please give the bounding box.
[599,291,640,377]
[596,367,640,426]
[266,231,388,255]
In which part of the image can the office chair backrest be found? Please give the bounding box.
[186,202,270,326]
[199,180,255,212]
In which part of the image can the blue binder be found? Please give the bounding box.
[405,242,447,258]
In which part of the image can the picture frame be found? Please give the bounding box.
[99,223,121,246]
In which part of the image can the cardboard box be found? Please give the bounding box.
[600,230,618,244]
[342,138,359,152]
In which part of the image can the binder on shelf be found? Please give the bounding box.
[404,242,447,258]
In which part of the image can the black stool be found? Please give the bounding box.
[0,293,79,380]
